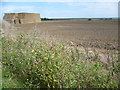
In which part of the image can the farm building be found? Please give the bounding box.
[3,13,41,24]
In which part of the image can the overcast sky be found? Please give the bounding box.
[0,0,119,19]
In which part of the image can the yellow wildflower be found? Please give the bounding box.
[67,56,69,58]
[33,65,36,67]
[53,79,57,82]
[42,69,44,72]
[54,65,57,67]
[50,69,53,71]
[32,50,35,52]
[43,57,48,60]
[93,69,96,71]
[67,61,70,64]
[3,62,6,64]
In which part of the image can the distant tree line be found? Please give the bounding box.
[41,17,72,21]
[41,17,113,21]
[41,18,53,21]
[100,18,112,20]
[87,18,113,21]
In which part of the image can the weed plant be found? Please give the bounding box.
[2,33,119,88]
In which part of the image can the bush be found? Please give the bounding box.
[2,34,119,88]
[88,18,92,21]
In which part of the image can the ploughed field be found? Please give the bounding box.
[11,20,118,50]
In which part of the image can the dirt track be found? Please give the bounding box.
[8,20,118,50]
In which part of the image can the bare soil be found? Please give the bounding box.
[6,20,118,50]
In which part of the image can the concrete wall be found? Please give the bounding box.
[3,13,41,24]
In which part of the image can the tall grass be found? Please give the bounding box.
[2,33,119,88]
